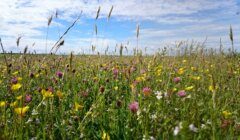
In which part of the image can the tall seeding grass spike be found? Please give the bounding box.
[229,25,234,54]
[48,15,53,26]
[95,24,98,35]
[50,11,82,54]
[107,6,114,21]
[16,36,22,47]
[96,6,101,20]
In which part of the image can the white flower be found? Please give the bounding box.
[151,114,157,120]
[173,126,180,136]
[189,124,198,132]
[155,91,163,100]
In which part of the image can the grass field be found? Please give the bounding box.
[0,52,239,139]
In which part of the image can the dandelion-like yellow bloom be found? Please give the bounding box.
[11,83,22,91]
[74,102,83,111]
[0,101,6,107]
[41,89,54,99]
[14,106,29,117]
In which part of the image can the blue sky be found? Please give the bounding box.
[0,0,240,54]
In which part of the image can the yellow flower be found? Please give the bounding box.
[0,101,6,107]
[12,71,19,75]
[209,85,214,92]
[191,76,201,80]
[0,80,2,84]
[102,131,110,140]
[182,60,187,63]
[56,90,64,99]
[114,86,118,91]
[173,87,177,92]
[185,86,194,91]
[209,85,218,92]
[14,106,29,117]
[191,67,197,71]
[11,83,22,91]
[16,95,23,100]
[10,101,18,107]
[74,102,84,111]
[222,110,232,118]
[178,68,184,75]
[17,77,22,81]
[41,89,54,99]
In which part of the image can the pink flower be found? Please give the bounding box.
[113,68,119,76]
[143,87,151,96]
[129,101,139,113]
[177,90,186,97]
[173,77,181,83]
[11,77,18,84]
[25,94,32,103]
[56,71,63,78]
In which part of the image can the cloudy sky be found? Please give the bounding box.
[0,0,240,54]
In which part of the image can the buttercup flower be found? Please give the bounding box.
[14,106,29,117]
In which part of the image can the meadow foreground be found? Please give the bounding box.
[0,54,240,139]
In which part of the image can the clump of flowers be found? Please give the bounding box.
[129,101,139,113]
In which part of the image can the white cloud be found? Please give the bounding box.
[0,0,239,54]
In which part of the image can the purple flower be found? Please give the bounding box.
[177,90,186,97]
[113,68,119,76]
[11,77,18,84]
[29,72,34,78]
[56,71,63,78]
[129,101,139,113]
[25,94,32,103]
[143,87,151,96]
[173,77,181,83]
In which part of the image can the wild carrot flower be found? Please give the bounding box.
[189,124,198,132]
[14,106,29,117]
[143,87,151,96]
[129,101,139,113]
[155,91,163,100]
[173,77,181,83]
[177,90,186,97]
